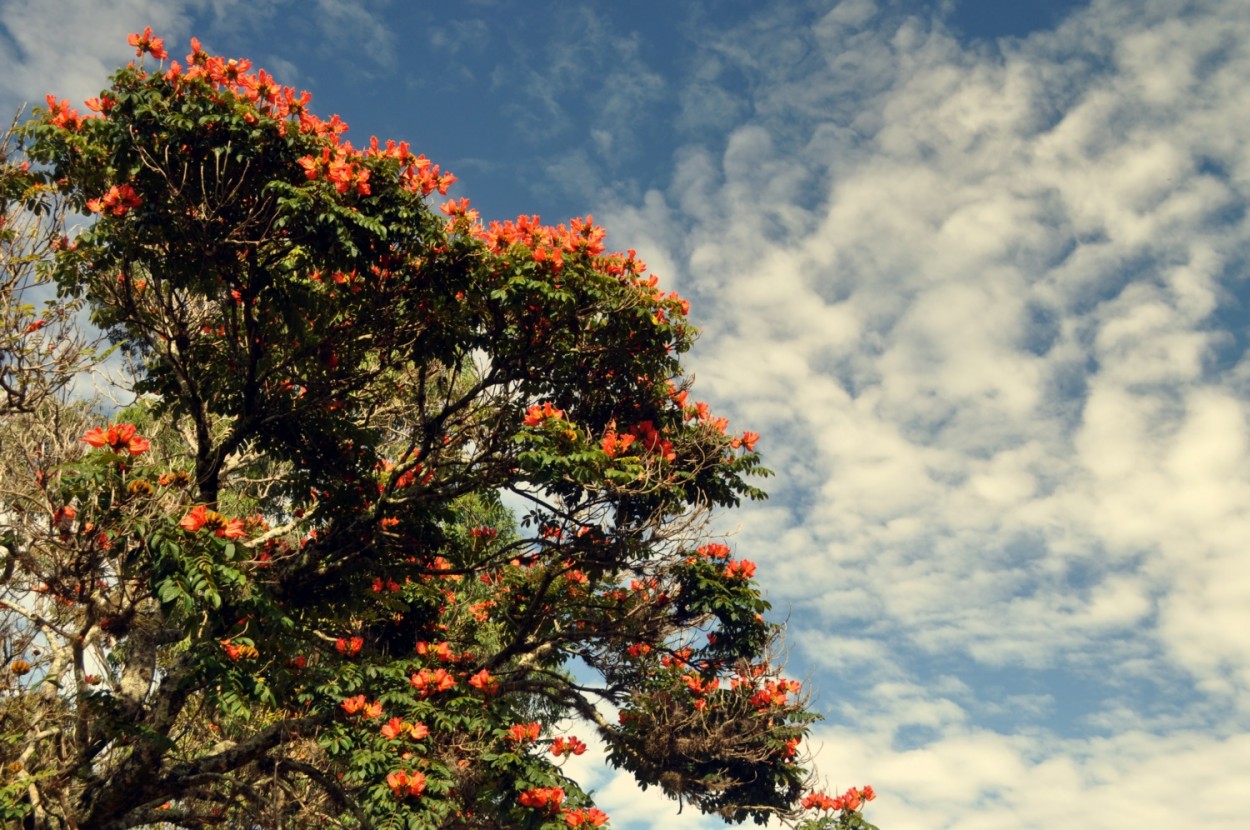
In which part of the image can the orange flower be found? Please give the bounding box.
[801,792,839,811]
[731,431,760,451]
[221,639,258,661]
[180,505,246,539]
[81,423,150,455]
[85,184,142,217]
[127,27,168,60]
[52,504,76,533]
[381,717,406,739]
[409,667,456,696]
[506,722,541,744]
[518,786,564,812]
[341,694,367,714]
[415,640,455,661]
[335,636,364,656]
[386,769,426,799]
[563,807,609,827]
[468,668,498,695]
[723,559,757,580]
[627,421,675,462]
[185,37,209,68]
[523,402,565,427]
[600,430,636,458]
[695,543,731,560]
[550,736,587,757]
[44,95,83,131]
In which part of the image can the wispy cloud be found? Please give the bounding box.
[601,0,1250,823]
[0,0,195,109]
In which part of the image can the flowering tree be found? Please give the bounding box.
[0,30,878,830]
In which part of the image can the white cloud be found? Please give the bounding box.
[811,719,1250,830]
[0,0,194,109]
[600,0,1250,822]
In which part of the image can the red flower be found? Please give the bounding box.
[340,695,380,717]
[128,27,168,60]
[468,668,499,695]
[600,430,636,458]
[723,559,757,580]
[518,786,565,812]
[386,769,426,799]
[381,717,406,740]
[551,735,587,757]
[81,423,150,455]
[506,722,541,744]
[416,640,455,661]
[180,505,246,539]
[627,421,675,462]
[221,639,258,661]
[86,184,142,216]
[695,543,731,560]
[564,807,609,827]
[185,37,209,68]
[409,667,456,696]
[23,319,46,334]
[523,402,565,427]
[44,95,83,131]
[335,635,364,656]
[52,504,76,533]
[731,431,760,451]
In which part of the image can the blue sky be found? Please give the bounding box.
[5,1,1250,827]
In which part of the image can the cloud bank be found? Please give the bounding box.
[603,0,1250,826]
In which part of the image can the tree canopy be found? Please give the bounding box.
[1,30,877,830]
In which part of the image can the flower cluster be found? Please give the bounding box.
[85,184,142,216]
[180,505,246,539]
[518,786,565,812]
[81,423,150,455]
[335,635,364,656]
[128,26,168,60]
[748,678,802,710]
[386,769,427,799]
[44,95,86,130]
[220,639,258,661]
[523,401,565,427]
[468,668,499,695]
[409,667,456,696]
[550,736,587,757]
[801,785,876,812]
[380,717,429,741]
[506,722,541,745]
[298,147,371,196]
[600,429,636,458]
[474,213,608,270]
[626,421,675,463]
[563,807,609,827]
[341,695,383,718]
